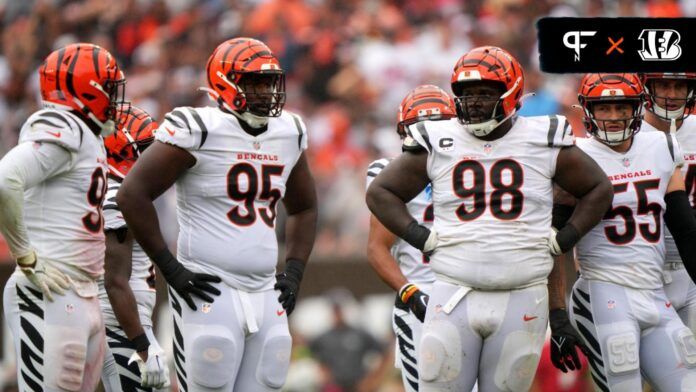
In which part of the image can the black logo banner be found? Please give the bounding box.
[537,17,696,73]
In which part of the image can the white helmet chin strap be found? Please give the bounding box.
[198,87,269,129]
[230,110,269,128]
[652,102,686,121]
[592,118,634,146]
[465,93,534,137]
[66,96,115,136]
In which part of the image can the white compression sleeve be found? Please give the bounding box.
[0,141,72,259]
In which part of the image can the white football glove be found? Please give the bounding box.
[548,228,563,256]
[17,251,70,302]
[128,345,170,389]
[423,229,439,254]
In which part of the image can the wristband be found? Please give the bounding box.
[552,204,575,230]
[399,283,419,303]
[131,333,150,353]
[402,221,431,251]
[556,224,580,254]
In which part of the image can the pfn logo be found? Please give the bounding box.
[638,29,682,61]
[563,31,597,62]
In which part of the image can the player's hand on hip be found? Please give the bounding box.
[16,251,70,302]
[399,283,429,322]
[547,228,563,256]
[549,308,587,373]
[154,249,221,310]
[274,259,305,316]
[129,345,171,388]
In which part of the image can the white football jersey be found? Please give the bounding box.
[407,115,574,290]
[642,116,696,264]
[156,107,308,292]
[19,109,107,280]
[98,178,157,324]
[575,131,681,289]
[366,158,435,285]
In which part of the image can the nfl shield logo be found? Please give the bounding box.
[253,141,261,150]
[202,303,212,313]
[607,300,616,309]
[483,143,493,154]
[622,157,630,167]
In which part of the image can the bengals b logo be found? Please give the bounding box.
[638,29,682,61]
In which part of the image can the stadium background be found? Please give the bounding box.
[0,0,690,390]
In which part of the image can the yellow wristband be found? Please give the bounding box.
[400,284,419,303]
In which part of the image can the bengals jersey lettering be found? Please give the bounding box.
[366,158,435,285]
[18,108,107,280]
[408,115,573,290]
[156,107,308,292]
[642,116,696,264]
[575,131,681,289]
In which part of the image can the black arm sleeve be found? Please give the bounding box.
[552,203,576,230]
[664,190,696,284]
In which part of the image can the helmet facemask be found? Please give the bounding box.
[644,78,696,121]
[582,98,644,146]
[452,80,508,137]
[235,71,286,117]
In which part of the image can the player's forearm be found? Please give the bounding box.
[0,146,41,259]
[105,280,146,340]
[284,206,317,264]
[568,179,613,236]
[367,244,408,292]
[0,176,31,259]
[548,255,568,310]
[366,186,418,240]
[664,190,696,283]
[116,186,168,259]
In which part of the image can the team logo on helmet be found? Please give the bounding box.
[578,73,645,146]
[202,38,285,118]
[104,105,158,179]
[451,46,524,137]
[397,85,456,138]
[39,43,126,135]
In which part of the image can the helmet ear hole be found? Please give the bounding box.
[82,93,96,101]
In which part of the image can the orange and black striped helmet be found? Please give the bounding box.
[639,72,696,121]
[450,46,524,134]
[204,37,285,117]
[397,85,456,137]
[39,43,126,128]
[578,73,645,145]
[104,105,157,179]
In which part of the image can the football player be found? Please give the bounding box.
[563,73,696,391]
[100,105,169,390]
[639,72,696,333]
[117,37,317,391]
[0,43,126,391]
[366,85,456,392]
[366,46,613,391]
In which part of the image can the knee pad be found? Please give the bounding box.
[190,328,237,389]
[419,319,461,383]
[605,333,639,375]
[257,325,292,388]
[673,327,696,368]
[43,326,87,391]
[493,331,543,392]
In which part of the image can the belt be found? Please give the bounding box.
[664,262,685,271]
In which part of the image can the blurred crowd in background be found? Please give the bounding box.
[0,0,692,390]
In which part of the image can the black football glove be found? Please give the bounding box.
[549,308,587,373]
[274,259,305,315]
[153,248,221,311]
[399,283,429,322]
